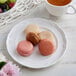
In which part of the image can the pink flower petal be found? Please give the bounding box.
[1,62,20,76]
[0,71,7,76]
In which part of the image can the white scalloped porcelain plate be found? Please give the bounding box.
[6,18,66,69]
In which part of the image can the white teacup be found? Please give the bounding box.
[45,0,76,16]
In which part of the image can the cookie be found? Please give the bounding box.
[17,40,34,56]
[39,39,55,56]
[25,24,40,35]
[39,31,55,42]
[26,32,40,45]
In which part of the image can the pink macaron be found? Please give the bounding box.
[17,40,34,56]
[39,39,56,56]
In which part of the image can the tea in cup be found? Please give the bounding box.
[45,0,76,16]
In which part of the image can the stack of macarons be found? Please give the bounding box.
[17,24,56,57]
[0,0,16,13]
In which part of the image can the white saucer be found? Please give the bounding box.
[6,18,66,69]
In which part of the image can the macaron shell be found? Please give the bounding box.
[39,31,55,42]
[25,24,40,35]
[26,32,40,46]
[17,40,34,56]
[17,48,33,56]
[39,39,56,56]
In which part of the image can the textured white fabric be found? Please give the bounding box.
[0,0,44,32]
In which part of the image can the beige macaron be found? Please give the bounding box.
[24,24,40,35]
[39,31,55,42]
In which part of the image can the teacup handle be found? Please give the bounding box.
[66,5,76,14]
